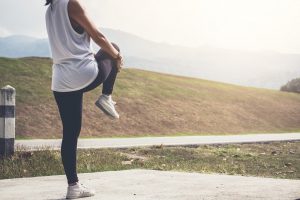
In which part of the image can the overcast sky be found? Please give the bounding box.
[0,0,300,53]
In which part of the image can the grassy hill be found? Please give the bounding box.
[1,57,300,139]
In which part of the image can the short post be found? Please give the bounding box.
[0,85,16,157]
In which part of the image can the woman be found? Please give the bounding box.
[45,0,123,198]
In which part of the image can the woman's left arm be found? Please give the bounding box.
[68,0,121,61]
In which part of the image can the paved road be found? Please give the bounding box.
[15,133,300,151]
[0,169,299,200]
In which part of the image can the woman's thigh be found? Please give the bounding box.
[53,91,83,137]
[80,43,120,93]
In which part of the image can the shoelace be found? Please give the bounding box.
[80,183,88,189]
[107,97,116,105]
[100,95,114,103]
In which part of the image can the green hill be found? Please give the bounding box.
[1,57,300,139]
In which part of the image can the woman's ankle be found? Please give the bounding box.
[68,181,78,186]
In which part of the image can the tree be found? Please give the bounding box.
[280,78,300,93]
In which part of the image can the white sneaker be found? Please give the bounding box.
[95,94,119,119]
[66,182,96,199]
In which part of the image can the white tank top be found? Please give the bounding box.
[45,0,98,92]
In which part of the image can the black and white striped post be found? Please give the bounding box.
[0,85,16,157]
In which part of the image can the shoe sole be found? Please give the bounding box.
[95,100,119,120]
[66,194,95,199]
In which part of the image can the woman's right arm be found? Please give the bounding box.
[68,0,123,63]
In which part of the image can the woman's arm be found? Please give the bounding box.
[68,0,121,60]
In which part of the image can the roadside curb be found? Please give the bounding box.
[15,133,300,151]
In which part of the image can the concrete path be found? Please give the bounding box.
[15,133,300,151]
[0,169,299,200]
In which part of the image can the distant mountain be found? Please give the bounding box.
[1,29,300,89]
[0,35,50,57]
[100,29,300,89]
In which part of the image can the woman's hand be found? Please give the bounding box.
[116,53,124,73]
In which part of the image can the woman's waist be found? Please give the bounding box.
[53,57,97,71]
[52,51,95,65]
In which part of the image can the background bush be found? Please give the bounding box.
[281,78,300,93]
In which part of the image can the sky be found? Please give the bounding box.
[0,0,300,53]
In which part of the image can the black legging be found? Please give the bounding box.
[53,43,120,184]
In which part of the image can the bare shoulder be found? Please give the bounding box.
[68,0,86,14]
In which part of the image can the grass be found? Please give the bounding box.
[1,141,299,180]
[1,57,300,139]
